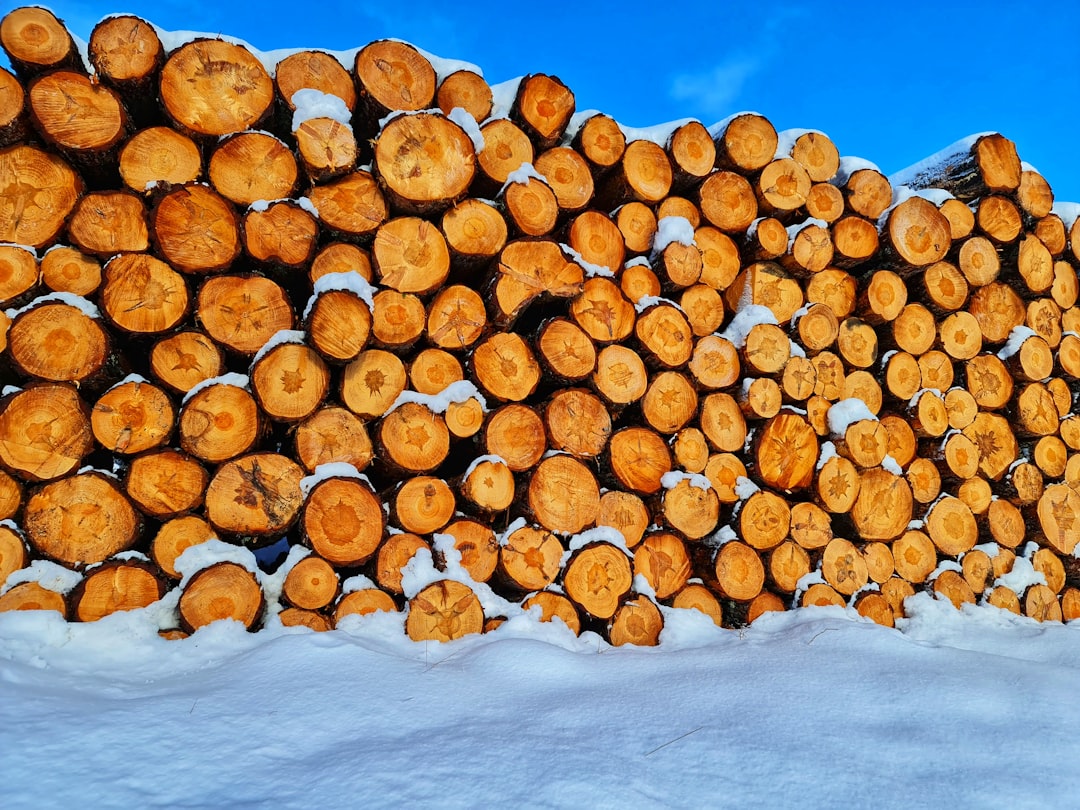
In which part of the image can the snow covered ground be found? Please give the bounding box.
[3,596,1079,808]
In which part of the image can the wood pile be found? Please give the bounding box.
[1,6,1079,644]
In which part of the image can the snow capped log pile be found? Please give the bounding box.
[1,6,1080,643]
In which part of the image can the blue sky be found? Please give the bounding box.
[9,0,1080,202]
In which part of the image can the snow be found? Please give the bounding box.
[5,291,100,320]
[773,127,826,158]
[997,325,1039,359]
[3,582,1080,808]
[251,329,307,365]
[651,216,696,255]
[888,132,995,189]
[618,118,694,147]
[462,454,508,480]
[181,372,250,405]
[299,462,374,499]
[1052,202,1080,228]
[385,380,488,415]
[0,560,82,596]
[719,304,779,348]
[816,440,838,470]
[660,470,713,493]
[501,162,548,191]
[786,216,828,248]
[446,107,485,153]
[633,296,684,315]
[827,397,879,435]
[833,155,882,186]
[734,476,760,500]
[290,88,352,131]
[994,555,1046,594]
[881,454,903,475]
[706,110,765,139]
[249,196,320,217]
[566,526,632,557]
[487,77,523,120]
[560,243,615,278]
[302,271,378,319]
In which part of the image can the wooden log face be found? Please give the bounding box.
[9,302,108,383]
[205,453,304,537]
[119,127,202,191]
[179,383,261,464]
[755,412,818,491]
[499,526,563,592]
[0,144,81,248]
[24,472,140,565]
[161,40,274,137]
[406,579,483,642]
[303,476,384,566]
[850,468,912,541]
[153,186,240,275]
[251,342,330,422]
[0,581,66,614]
[375,113,475,214]
[72,562,164,622]
[0,383,92,481]
[528,455,599,534]
[102,254,189,334]
[29,71,125,151]
[307,171,388,239]
[378,402,450,474]
[563,543,632,620]
[197,275,293,355]
[179,562,264,632]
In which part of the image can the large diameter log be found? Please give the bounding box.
[374,112,476,215]
[0,144,82,248]
[197,275,294,355]
[101,254,189,335]
[91,378,174,456]
[880,197,952,270]
[179,562,265,632]
[125,449,208,519]
[119,126,202,191]
[0,383,93,481]
[24,471,141,566]
[7,300,109,384]
[754,412,818,491]
[354,40,435,123]
[849,468,913,541]
[160,39,274,137]
[68,191,148,257]
[0,582,66,614]
[302,475,384,567]
[527,455,600,534]
[204,453,304,538]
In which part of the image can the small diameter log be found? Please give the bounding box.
[436,69,492,122]
[179,562,265,632]
[671,583,724,625]
[302,474,384,567]
[498,525,563,593]
[333,589,397,626]
[292,407,372,474]
[306,171,388,240]
[179,379,262,464]
[24,471,140,565]
[70,561,165,623]
[91,379,174,455]
[607,426,672,495]
[821,537,868,596]
[441,198,508,268]
[374,112,476,215]
[66,191,148,258]
[528,455,600,534]
[631,533,690,600]
[282,555,339,611]
[1037,483,1080,556]
[391,476,454,535]
[100,254,189,335]
[0,582,66,614]
[571,277,636,343]
[757,158,811,214]
[7,299,109,384]
[460,456,515,513]
[370,289,425,351]
[662,476,719,540]
[279,609,331,631]
[737,489,790,552]
[310,243,373,285]
[0,523,28,585]
[641,370,697,435]
[438,519,499,584]
[838,166,892,220]
[375,533,429,596]
[700,392,748,453]
[933,569,976,609]
[276,51,356,117]
[860,270,908,325]
[341,349,407,419]
[205,453,304,539]
[150,331,224,395]
[305,287,372,365]
[0,383,93,481]
[855,593,894,627]
[563,541,632,620]
[975,196,1022,245]
[40,246,101,298]
[1024,584,1063,623]
[208,131,297,207]
[698,170,758,233]
[471,332,542,403]
[294,117,357,183]
[160,40,274,137]
[521,591,581,634]
[714,541,765,602]
[598,139,672,207]
[480,404,543,473]
[406,580,483,642]
[535,146,594,213]
[790,501,833,550]
[250,340,330,423]
[609,594,663,646]
[377,401,451,474]
[534,318,596,383]
[151,515,215,580]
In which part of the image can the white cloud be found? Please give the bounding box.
[669,56,762,116]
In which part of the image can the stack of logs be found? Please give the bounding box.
[1,6,1079,645]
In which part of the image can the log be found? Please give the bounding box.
[39,246,101,298]
[306,171,388,240]
[0,581,66,614]
[0,144,82,248]
[125,449,207,519]
[250,340,330,422]
[87,15,164,124]
[712,113,777,173]
[119,126,202,192]
[571,113,625,175]
[150,515,215,580]
[527,455,600,534]
[204,452,304,539]
[374,112,476,215]
[562,541,632,620]
[471,332,542,402]
[713,540,765,602]
[24,470,141,565]
[607,426,671,495]
[282,555,339,611]
[196,275,294,355]
[100,254,189,335]
[608,594,662,646]
[1,7,84,77]
[178,561,265,632]
[376,533,429,596]
[92,379,175,456]
[341,348,407,419]
[596,490,650,548]
[0,522,27,586]
[891,133,1021,201]
[69,560,164,622]
[0,383,92,482]
[150,331,224,395]
[698,170,757,233]
[333,589,397,626]
[521,591,581,634]
[178,378,262,464]
[0,66,29,147]
[498,525,563,593]
[160,40,274,138]
[243,201,319,269]
[570,277,635,343]
[436,69,492,122]
[153,185,241,275]
[406,579,483,641]
[377,401,450,474]
[821,537,868,596]
[535,146,594,213]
